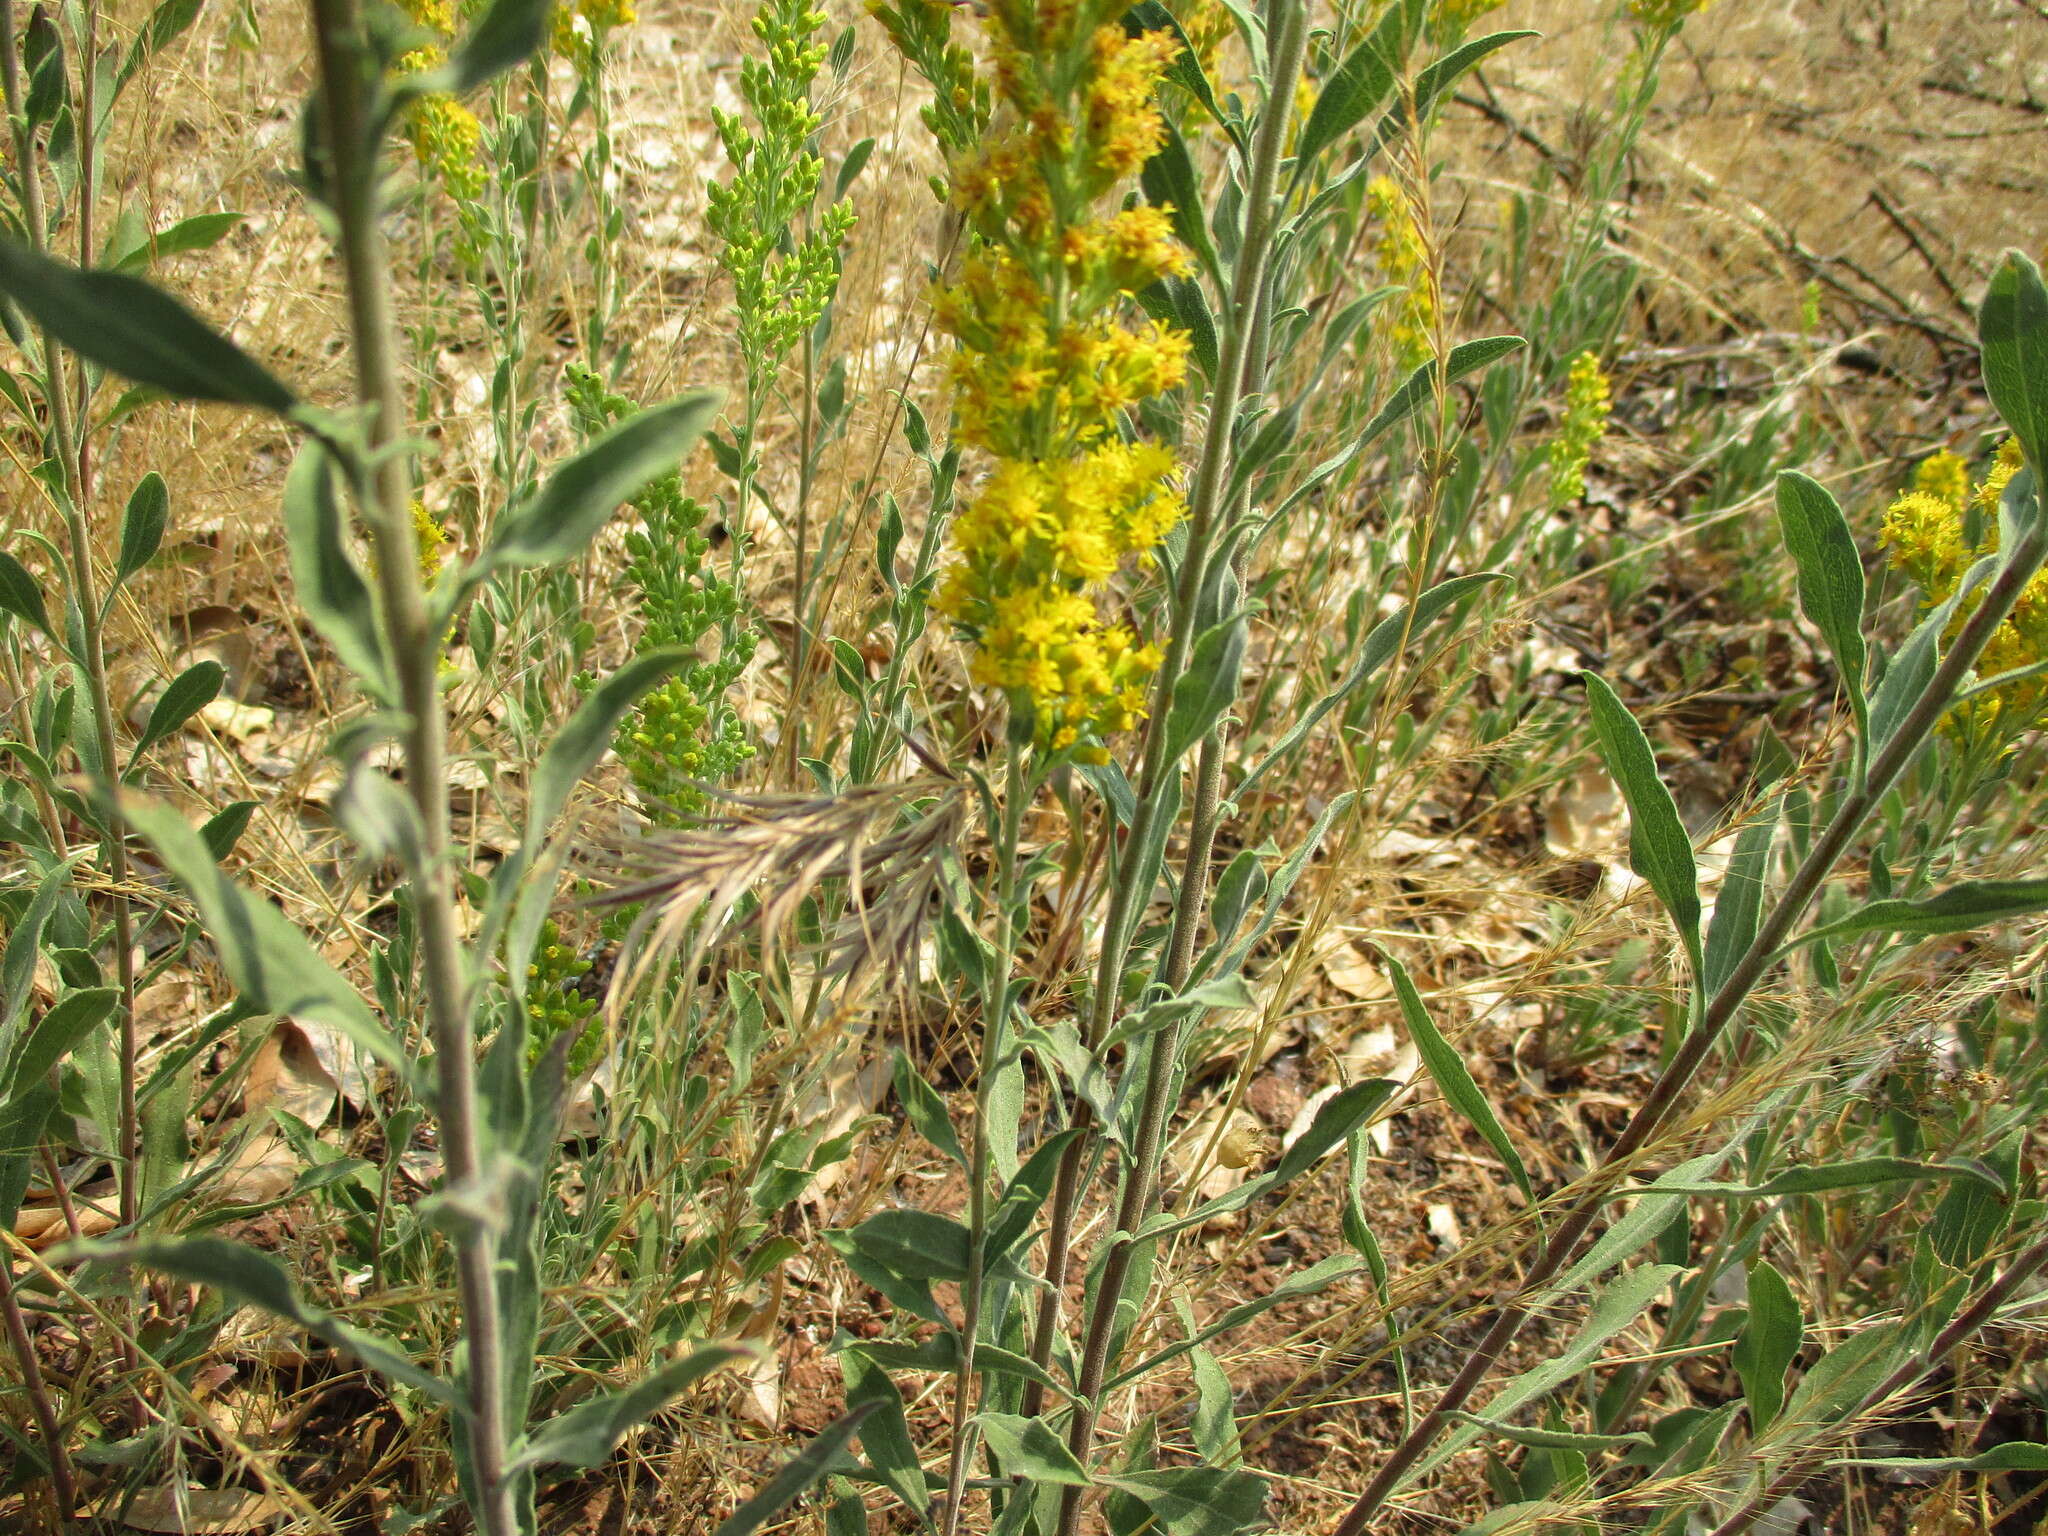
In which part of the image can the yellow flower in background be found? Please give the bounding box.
[1882,441,2045,740]
[910,0,1194,755]
[551,0,636,62]
[1912,450,1969,513]
[1547,351,1612,509]
[1367,175,1437,371]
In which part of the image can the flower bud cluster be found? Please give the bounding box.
[1547,351,1612,509]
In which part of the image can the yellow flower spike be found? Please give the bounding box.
[1973,438,2026,517]
[1548,351,1613,510]
[1367,174,1437,370]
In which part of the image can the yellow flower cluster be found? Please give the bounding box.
[552,0,636,64]
[916,0,1194,754]
[1548,351,1613,509]
[1367,175,1437,371]
[1881,440,2046,739]
[393,0,486,203]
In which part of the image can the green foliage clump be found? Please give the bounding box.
[566,366,756,817]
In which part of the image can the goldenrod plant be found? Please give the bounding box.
[1,1,2045,1533]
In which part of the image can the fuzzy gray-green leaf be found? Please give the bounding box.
[1732,1260,1801,1431]
[1978,250,2048,473]
[1581,671,1702,970]
[1775,471,1868,730]
[0,240,296,413]
[1792,879,2048,949]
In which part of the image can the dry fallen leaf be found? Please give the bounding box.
[117,1486,285,1533]
[1322,946,1391,1002]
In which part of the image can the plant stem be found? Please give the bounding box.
[1046,7,1307,1526]
[940,743,1026,1536]
[0,1254,75,1524]
[306,6,512,1534]
[1329,521,2048,1535]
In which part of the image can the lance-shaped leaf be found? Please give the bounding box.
[77,1237,454,1404]
[1109,1254,1361,1390]
[525,645,694,846]
[714,1404,878,1536]
[510,1344,752,1471]
[0,240,296,413]
[1162,613,1247,767]
[1582,672,1703,976]
[979,1414,1091,1486]
[129,659,223,767]
[1732,1260,1801,1431]
[1445,1413,1651,1453]
[1790,879,2048,950]
[283,441,389,695]
[1295,0,1415,167]
[3,986,115,1099]
[1703,801,1778,998]
[1978,250,2048,474]
[1775,472,1868,736]
[1096,1466,1267,1536]
[1356,336,1526,453]
[1835,1443,2048,1474]
[116,471,169,585]
[121,796,416,1088]
[0,550,51,639]
[477,390,723,576]
[1379,948,1532,1204]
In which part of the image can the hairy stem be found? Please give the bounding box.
[0,1251,75,1524]
[306,6,512,1533]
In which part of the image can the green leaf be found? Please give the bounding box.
[1732,1260,1801,1431]
[1978,250,2048,473]
[1101,975,1254,1053]
[0,1084,57,1228]
[2,858,77,1034]
[840,1349,928,1514]
[116,472,170,586]
[1637,1157,2005,1201]
[199,799,259,862]
[1792,879,2048,949]
[1163,614,1246,766]
[1355,336,1527,453]
[1775,1323,1907,1436]
[120,797,416,1087]
[0,550,52,639]
[1379,948,1532,1204]
[1581,672,1702,973]
[78,1237,454,1403]
[108,211,244,274]
[890,1049,965,1169]
[511,1344,750,1470]
[1295,0,1413,167]
[1703,801,1777,998]
[130,660,223,764]
[978,1414,1091,1486]
[1774,472,1868,733]
[283,442,387,694]
[1095,1466,1267,1536]
[0,240,296,413]
[447,0,552,91]
[479,390,722,575]
[116,0,208,95]
[1445,1413,1651,1453]
[841,1209,971,1283]
[850,1334,1064,1398]
[984,1127,1085,1268]
[526,647,694,845]
[713,1404,878,1536]
[1836,1443,2048,1474]
[5,987,116,1098]
[1140,117,1221,288]
[1375,31,1536,154]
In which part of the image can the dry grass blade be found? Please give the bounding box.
[586,777,967,1007]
